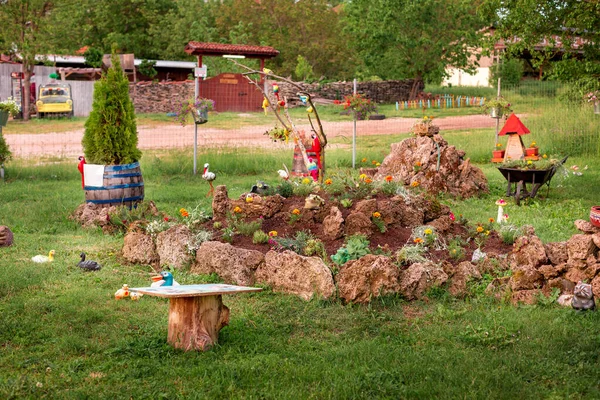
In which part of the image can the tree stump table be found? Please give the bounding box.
[129,284,262,351]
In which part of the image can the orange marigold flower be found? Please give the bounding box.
[414,237,424,244]
[179,208,189,217]
[385,175,393,182]
[233,206,243,214]
[372,160,378,165]
[411,181,420,187]
[415,161,421,167]
[292,208,301,215]
[361,158,367,163]
[324,178,333,185]
[365,178,373,184]
[476,226,484,233]
[489,218,494,223]
[373,211,381,218]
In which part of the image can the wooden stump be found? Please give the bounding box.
[167,295,230,351]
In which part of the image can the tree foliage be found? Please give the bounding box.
[82,52,141,165]
[343,0,487,96]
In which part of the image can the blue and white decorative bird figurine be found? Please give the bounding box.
[77,252,101,271]
[151,271,180,287]
[32,250,55,263]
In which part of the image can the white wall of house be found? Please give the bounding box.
[442,67,491,87]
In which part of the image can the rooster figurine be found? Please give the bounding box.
[202,163,216,197]
[32,250,55,263]
[277,163,290,181]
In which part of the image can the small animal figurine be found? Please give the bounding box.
[151,271,180,287]
[0,225,14,247]
[304,194,325,210]
[202,163,216,197]
[77,156,86,189]
[32,250,55,263]
[114,284,130,300]
[129,292,143,301]
[572,281,596,311]
[250,181,270,195]
[77,252,101,271]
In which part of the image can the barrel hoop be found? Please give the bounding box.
[84,182,144,191]
[85,195,144,205]
[104,172,142,178]
[104,162,140,172]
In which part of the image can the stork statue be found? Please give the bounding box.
[202,163,216,196]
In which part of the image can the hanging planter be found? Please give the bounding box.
[194,108,209,125]
[490,107,503,119]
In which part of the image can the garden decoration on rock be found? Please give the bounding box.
[81,50,143,208]
[228,59,327,182]
[572,281,596,311]
[374,132,488,198]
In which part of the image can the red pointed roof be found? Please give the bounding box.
[498,113,530,136]
[184,42,279,59]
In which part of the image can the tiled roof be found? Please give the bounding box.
[185,42,279,58]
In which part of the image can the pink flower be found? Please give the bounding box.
[449,212,455,221]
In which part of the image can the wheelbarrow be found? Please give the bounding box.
[497,156,568,205]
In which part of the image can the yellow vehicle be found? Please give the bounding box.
[36,84,73,118]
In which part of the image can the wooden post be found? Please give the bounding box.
[167,295,230,351]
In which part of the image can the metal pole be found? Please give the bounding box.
[495,77,501,146]
[352,78,357,168]
[194,123,198,175]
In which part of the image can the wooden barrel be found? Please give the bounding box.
[291,146,316,177]
[84,162,144,207]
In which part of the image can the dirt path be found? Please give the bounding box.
[5,115,498,158]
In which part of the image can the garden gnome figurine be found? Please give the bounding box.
[495,199,507,224]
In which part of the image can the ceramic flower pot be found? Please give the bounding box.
[590,206,600,228]
[525,147,539,156]
[492,150,505,159]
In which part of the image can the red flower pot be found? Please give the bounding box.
[525,147,539,156]
[590,206,600,228]
[492,150,505,159]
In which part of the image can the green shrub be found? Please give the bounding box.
[331,234,370,266]
[271,230,314,255]
[498,224,523,245]
[252,230,269,244]
[276,181,294,198]
[447,237,466,261]
[82,51,141,165]
[491,58,523,87]
[233,219,262,236]
[395,244,428,266]
[0,132,12,165]
[556,76,600,105]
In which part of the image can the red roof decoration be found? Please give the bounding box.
[184,42,279,59]
[498,113,530,136]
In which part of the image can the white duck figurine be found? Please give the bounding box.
[202,163,216,197]
[32,250,55,263]
[277,163,290,181]
[151,271,180,287]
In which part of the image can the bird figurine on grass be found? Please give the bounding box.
[202,163,216,197]
[32,250,55,263]
[77,252,101,271]
[151,271,180,287]
[277,163,290,181]
[114,284,130,300]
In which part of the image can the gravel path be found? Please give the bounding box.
[5,115,498,158]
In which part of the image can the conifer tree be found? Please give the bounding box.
[82,52,141,165]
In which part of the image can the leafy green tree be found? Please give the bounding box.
[138,59,158,79]
[84,47,104,68]
[0,0,55,121]
[343,0,487,97]
[82,52,141,165]
[480,0,600,81]
[295,55,315,82]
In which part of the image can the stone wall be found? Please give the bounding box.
[129,79,422,113]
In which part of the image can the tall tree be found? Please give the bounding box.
[343,0,487,97]
[0,0,54,121]
[480,0,600,80]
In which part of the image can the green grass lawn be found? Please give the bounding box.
[2,127,600,398]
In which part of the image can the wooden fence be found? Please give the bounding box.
[397,95,486,110]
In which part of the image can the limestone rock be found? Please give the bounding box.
[192,241,264,286]
[485,276,510,300]
[447,261,481,297]
[544,242,568,265]
[592,233,600,249]
[399,262,448,300]
[564,267,587,284]
[510,265,543,291]
[212,185,230,221]
[0,226,14,247]
[591,275,600,300]
[256,251,335,301]
[322,206,344,241]
[538,264,561,280]
[230,194,285,218]
[567,234,597,261]
[428,215,453,234]
[354,199,378,218]
[574,219,600,234]
[156,225,193,269]
[548,277,575,294]
[509,234,547,269]
[336,255,401,303]
[71,202,118,228]
[374,135,488,198]
[122,231,158,266]
[345,212,373,237]
[511,289,542,305]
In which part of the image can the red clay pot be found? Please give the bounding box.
[525,147,539,156]
[590,206,600,228]
[492,150,505,159]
